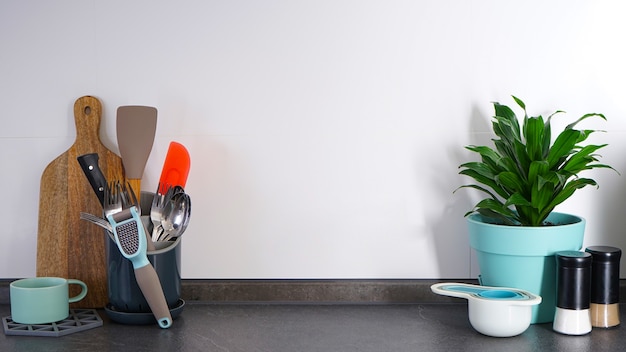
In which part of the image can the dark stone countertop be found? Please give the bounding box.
[2,302,626,352]
[4,279,626,351]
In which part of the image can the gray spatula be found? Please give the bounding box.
[117,105,157,252]
[116,105,157,204]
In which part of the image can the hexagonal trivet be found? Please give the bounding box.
[3,309,102,337]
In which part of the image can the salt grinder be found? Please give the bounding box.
[586,246,621,328]
[553,251,592,335]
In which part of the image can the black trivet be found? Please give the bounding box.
[2,309,102,337]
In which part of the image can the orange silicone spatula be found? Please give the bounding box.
[158,141,190,193]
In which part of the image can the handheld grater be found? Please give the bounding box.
[107,206,172,328]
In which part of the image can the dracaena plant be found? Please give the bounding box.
[458,96,615,226]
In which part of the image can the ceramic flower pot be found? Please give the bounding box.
[468,212,585,324]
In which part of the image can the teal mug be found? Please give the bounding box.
[10,277,88,325]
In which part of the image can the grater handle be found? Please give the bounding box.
[134,264,173,328]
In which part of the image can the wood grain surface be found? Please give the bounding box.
[37,96,124,308]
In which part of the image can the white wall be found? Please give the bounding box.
[2,0,626,279]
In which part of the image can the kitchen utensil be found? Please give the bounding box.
[150,183,173,242]
[37,96,125,308]
[104,181,123,218]
[158,141,190,193]
[107,206,172,329]
[80,212,113,233]
[10,277,88,325]
[116,105,157,204]
[120,181,156,252]
[431,283,541,337]
[151,185,184,241]
[77,153,108,206]
[105,181,155,251]
[159,192,191,241]
[120,180,139,209]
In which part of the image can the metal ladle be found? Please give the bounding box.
[159,191,191,241]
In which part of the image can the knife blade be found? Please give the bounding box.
[77,153,108,206]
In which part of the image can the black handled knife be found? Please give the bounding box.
[77,153,108,206]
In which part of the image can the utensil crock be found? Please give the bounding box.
[106,192,182,317]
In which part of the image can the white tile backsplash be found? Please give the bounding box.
[2,0,625,279]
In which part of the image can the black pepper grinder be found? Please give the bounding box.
[586,246,621,328]
[553,251,592,335]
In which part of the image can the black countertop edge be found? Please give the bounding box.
[5,278,625,306]
[1,278,476,305]
[180,278,479,304]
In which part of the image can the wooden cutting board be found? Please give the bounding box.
[37,96,124,308]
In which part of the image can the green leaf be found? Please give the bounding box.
[565,113,606,130]
[511,95,526,111]
[524,116,545,161]
[498,118,520,143]
[493,103,521,140]
[454,184,502,202]
[459,169,510,199]
[561,144,607,174]
[473,198,518,221]
[475,209,519,225]
[493,139,513,163]
[547,129,581,168]
[512,139,531,176]
[496,171,525,194]
[465,145,503,171]
[539,178,598,220]
[459,162,496,179]
[493,152,520,174]
[528,161,549,185]
[504,193,532,207]
[542,111,563,157]
[530,180,554,213]
[574,129,602,144]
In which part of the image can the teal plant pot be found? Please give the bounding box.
[468,212,585,324]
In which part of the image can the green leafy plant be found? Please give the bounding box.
[457,96,615,226]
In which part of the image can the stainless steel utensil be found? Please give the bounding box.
[120,181,139,210]
[150,184,172,242]
[107,180,155,251]
[159,192,191,241]
[79,212,113,233]
[104,181,123,219]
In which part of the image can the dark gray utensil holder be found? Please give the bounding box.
[106,192,182,313]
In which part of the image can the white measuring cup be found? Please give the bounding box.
[431,283,542,337]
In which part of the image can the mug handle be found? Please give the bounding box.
[67,279,88,303]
